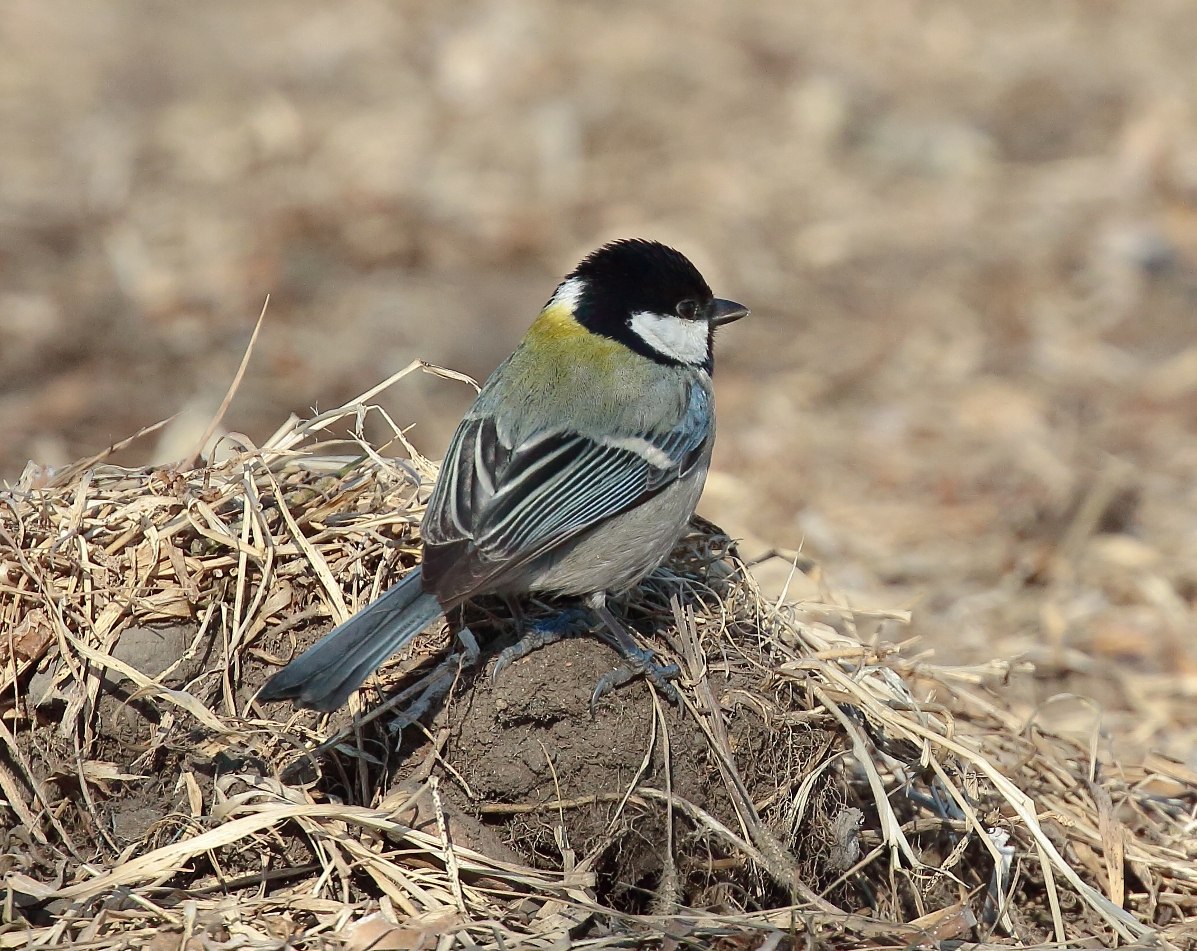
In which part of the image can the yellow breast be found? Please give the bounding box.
[523,302,625,368]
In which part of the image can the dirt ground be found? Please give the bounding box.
[3,2,1197,942]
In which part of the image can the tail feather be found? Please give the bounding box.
[258,568,444,712]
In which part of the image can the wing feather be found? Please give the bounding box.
[420,380,710,600]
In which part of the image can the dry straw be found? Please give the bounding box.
[1,364,1195,949]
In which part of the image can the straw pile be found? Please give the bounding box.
[2,367,1195,949]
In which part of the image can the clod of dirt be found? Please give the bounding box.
[441,636,737,909]
[107,623,194,684]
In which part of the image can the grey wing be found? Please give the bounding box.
[421,414,509,549]
[419,382,711,602]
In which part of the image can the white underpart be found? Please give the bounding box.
[628,311,709,365]
[549,276,586,310]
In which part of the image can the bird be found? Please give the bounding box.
[258,238,748,712]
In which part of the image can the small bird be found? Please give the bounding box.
[259,238,748,712]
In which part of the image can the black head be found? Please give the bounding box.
[547,239,748,370]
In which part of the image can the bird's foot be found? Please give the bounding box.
[387,628,481,736]
[491,602,681,712]
[491,608,592,683]
[587,595,681,711]
[590,644,680,714]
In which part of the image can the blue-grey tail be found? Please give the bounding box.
[257,568,443,712]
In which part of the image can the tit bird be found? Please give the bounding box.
[259,238,748,712]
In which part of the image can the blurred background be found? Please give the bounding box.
[3,0,1197,689]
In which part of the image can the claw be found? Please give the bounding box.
[490,599,682,712]
[387,627,482,737]
[585,593,682,712]
[590,651,680,714]
[491,608,592,684]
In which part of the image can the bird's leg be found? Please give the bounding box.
[586,592,680,711]
[387,627,481,737]
[501,594,527,638]
[491,606,592,683]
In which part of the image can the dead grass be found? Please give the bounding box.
[2,373,1196,949]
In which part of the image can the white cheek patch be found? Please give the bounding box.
[628,311,710,365]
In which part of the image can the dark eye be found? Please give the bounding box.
[676,299,699,320]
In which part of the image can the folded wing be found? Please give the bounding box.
[420,382,711,602]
